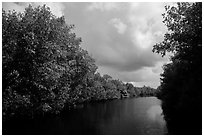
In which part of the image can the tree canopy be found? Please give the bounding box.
[153,2,202,134]
[2,4,98,119]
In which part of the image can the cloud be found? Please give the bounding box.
[62,2,171,88]
[2,2,65,17]
[109,18,127,34]
[127,3,167,50]
[86,2,119,11]
[132,30,154,49]
[2,2,28,12]
[98,59,168,88]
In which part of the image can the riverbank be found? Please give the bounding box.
[64,95,158,111]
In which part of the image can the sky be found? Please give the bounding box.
[2,2,171,88]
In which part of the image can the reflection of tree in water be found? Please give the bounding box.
[145,105,167,135]
[147,105,162,121]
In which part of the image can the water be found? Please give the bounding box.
[4,97,167,135]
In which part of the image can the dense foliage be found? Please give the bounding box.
[2,4,98,119]
[153,2,202,134]
[2,5,157,122]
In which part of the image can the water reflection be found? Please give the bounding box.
[147,105,162,121]
[58,97,167,135]
[145,105,167,134]
[4,97,167,135]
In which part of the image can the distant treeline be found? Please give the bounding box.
[2,5,157,121]
[124,83,158,98]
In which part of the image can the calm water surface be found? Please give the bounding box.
[5,97,167,135]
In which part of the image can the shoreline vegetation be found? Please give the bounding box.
[2,5,158,123]
[152,2,202,135]
[64,85,159,110]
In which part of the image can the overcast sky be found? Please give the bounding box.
[3,2,171,88]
